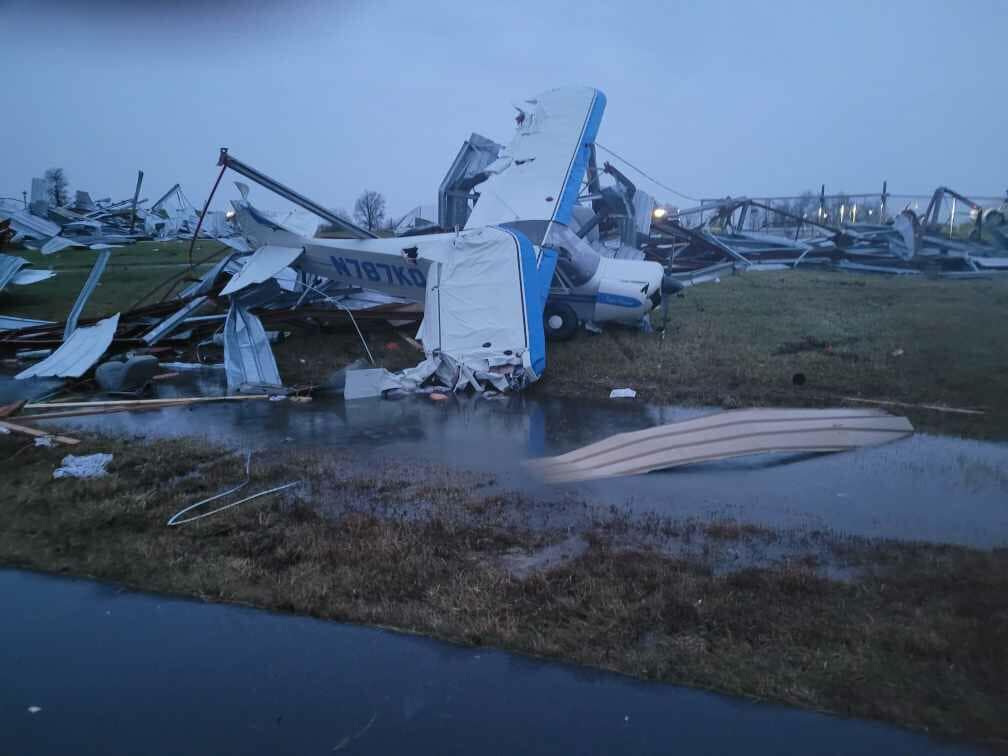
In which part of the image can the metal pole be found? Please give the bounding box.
[187,164,227,269]
[129,170,144,232]
[217,148,377,239]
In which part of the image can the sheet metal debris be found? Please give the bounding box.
[223,302,282,392]
[528,408,914,483]
[15,314,120,380]
[0,254,55,293]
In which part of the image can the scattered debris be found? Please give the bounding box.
[609,388,637,399]
[223,302,282,392]
[0,253,56,294]
[53,453,114,479]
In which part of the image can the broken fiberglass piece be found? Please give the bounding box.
[15,314,120,380]
[223,301,282,392]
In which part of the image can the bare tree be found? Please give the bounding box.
[354,190,386,232]
[44,167,69,206]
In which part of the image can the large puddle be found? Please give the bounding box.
[6,370,1008,547]
[0,569,993,756]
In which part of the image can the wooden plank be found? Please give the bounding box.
[18,405,170,421]
[0,420,80,445]
[527,408,914,483]
[24,394,271,411]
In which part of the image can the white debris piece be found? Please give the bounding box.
[53,453,114,479]
[34,436,55,447]
[609,388,637,399]
[28,706,41,714]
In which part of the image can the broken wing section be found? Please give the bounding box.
[464,87,607,233]
[413,226,557,391]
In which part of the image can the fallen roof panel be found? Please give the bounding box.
[528,408,914,483]
[15,314,120,380]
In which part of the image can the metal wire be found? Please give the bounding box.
[595,143,701,202]
[166,451,300,526]
[292,281,376,365]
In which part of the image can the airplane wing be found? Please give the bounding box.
[464,86,606,235]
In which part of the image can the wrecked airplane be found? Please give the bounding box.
[217,86,667,393]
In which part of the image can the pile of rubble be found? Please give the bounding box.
[0,170,243,255]
[644,187,1008,281]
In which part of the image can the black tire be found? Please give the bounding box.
[543,303,579,340]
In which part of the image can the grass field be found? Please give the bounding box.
[4,241,225,321]
[543,268,1008,437]
[1,433,1005,747]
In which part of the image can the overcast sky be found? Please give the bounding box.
[2,0,1005,218]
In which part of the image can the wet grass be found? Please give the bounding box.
[3,241,225,321]
[1,433,1005,747]
[541,269,1008,438]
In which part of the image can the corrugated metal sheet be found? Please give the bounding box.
[223,303,281,391]
[16,314,120,380]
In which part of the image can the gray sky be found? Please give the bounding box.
[3,0,1005,218]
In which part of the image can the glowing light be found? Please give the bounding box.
[652,207,667,219]
[225,209,237,221]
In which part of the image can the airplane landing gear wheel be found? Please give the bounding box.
[544,303,578,340]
